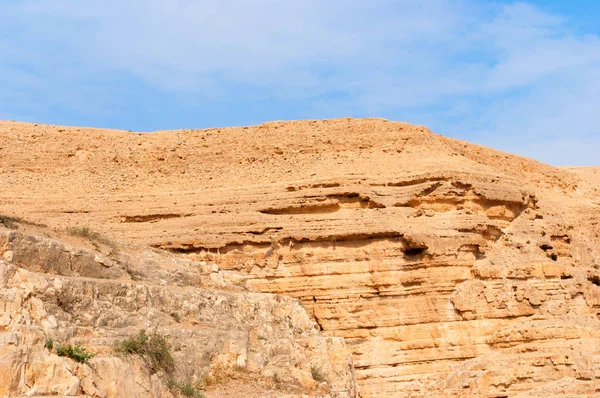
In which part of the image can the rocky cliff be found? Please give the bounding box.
[1,118,599,397]
[0,228,355,398]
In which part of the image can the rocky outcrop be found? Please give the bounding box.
[0,230,356,397]
[162,174,600,397]
[1,118,600,396]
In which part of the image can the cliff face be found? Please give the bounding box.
[1,118,600,397]
[0,230,355,398]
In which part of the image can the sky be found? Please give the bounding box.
[1,1,599,166]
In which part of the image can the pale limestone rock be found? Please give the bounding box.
[3,250,13,262]
[0,234,356,398]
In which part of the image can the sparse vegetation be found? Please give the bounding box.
[172,312,181,322]
[69,226,118,250]
[69,226,102,240]
[201,364,230,387]
[0,215,47,228]
[168,380,205,398]
[45,338,54,350]
[116,329,175,375]
[55,343,95,363]
[126,268,140,281]
[0,215,17,229]
[118,330,205,397]
[310,364,327,383]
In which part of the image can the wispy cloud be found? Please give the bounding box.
[1,0,599,165]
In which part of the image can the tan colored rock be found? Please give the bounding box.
[0,235,355,397]
[1,118,599,396]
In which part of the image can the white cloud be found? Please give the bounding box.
[0,0,599,165]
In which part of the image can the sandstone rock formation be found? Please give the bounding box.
[0,229,355,397]
[1,118,599,397]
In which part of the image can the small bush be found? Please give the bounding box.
[179,382,205,398]
[167,379,205,398]
[0,215,17,229]
[310,364,327,383]
[69,226,102,240]
[126,268,140,281]
[0,215,46,229]
[56,343,95,363]
[69,226,117,250]
[45,339,54,349]
[118,329,148,354]
[117,330,175,375]
[118,330,206,397]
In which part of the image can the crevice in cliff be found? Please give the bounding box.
[417,181,444,196]
[326,193,386,209]
[286,182,342,191]
[120,213,189,223]
[372,176,450,187]
[152,231,407,254]
[353,355,479,370]
[309,296,326,331]
[588,273,600,286]
[246,227,283,235]
[259,192,385,215]
[403,247,426,258]
[259,202,341,215]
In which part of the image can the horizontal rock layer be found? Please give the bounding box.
[1,118,600,396]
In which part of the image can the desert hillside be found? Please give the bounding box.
[1,118,600,397]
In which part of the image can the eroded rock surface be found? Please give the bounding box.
[0,231,355,397]
[1,118,600,396]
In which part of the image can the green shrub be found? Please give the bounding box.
[0,215,46,228]
[55,344,95,363]
[0,215,17,229]
[118,330,206,396]
[167,380,205,398]
[45,339,54,350]
[118,329,149,354]
[177,382,205,398]
[117,330,175,375]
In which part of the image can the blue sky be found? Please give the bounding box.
[1,1,599,165]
